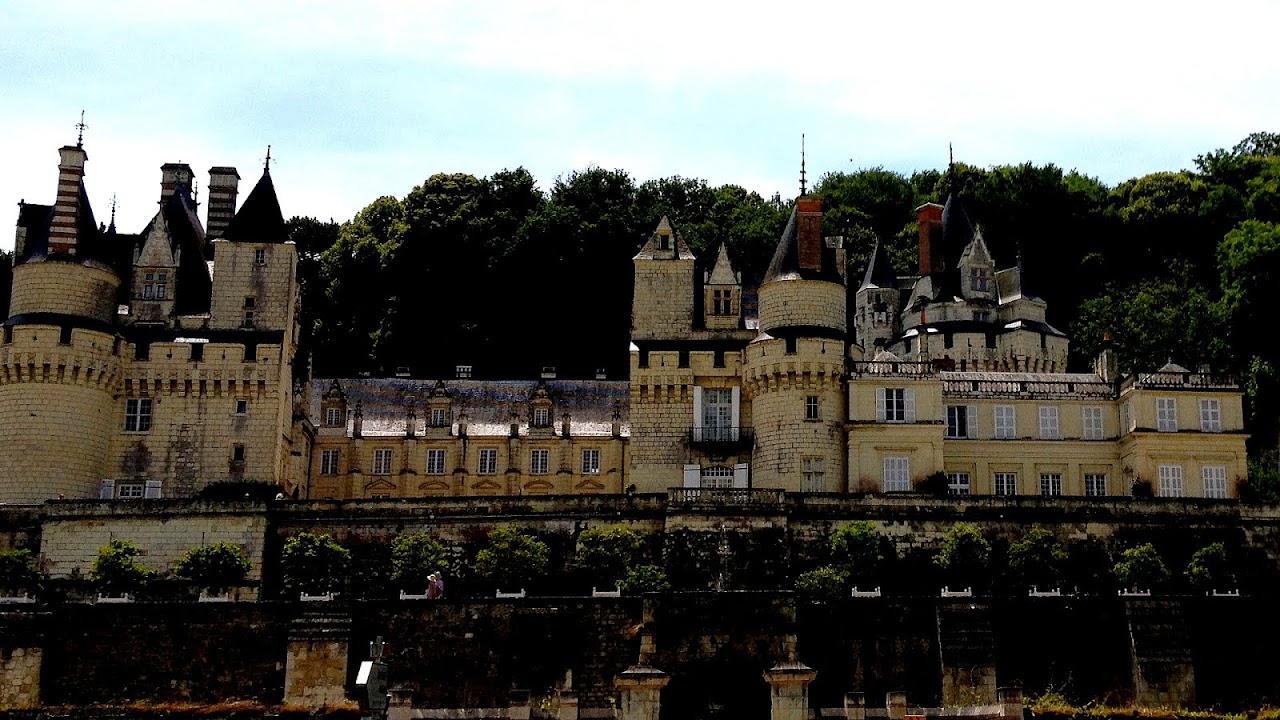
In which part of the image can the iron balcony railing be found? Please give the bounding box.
[688,426,754,446]
[668,487,785,505]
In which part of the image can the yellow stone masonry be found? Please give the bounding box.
[8,260,121,324]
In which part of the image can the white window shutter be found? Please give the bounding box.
[968,405,977,438]
[100,479,116,499]
[904,388,916,423]
[875,389,886,422]
[730,386,740,431]
[733,463,749,489]
[144,480,162,499]
[693,386,704,430]
[683,464,701,488]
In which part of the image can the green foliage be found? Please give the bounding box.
[571,525,641,584]
[829,521,886,584]
[934,524,991,583]
[280,532,350,596]
[1007,528,1066,588]
[1113,543,1170,590]
[90,539,155,594]
[174,542,251,593]
[473,526,549,592]
[795,565,847,601]
[1184,542,1235,591]
[619,564,670,595]
[390,533,448,591]
[0,548,43,594]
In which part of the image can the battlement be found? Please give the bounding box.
[744,336,845,387]
[630,347,745,376]
[0,324,123,389]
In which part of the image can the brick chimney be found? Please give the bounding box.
[206,166,240,239]
[48,145,87,254]
[796,197,823,272]
[160,163,194,204]
[916,203,944,275]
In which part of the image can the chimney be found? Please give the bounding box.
[1095,333,1118,384]
[160,163,194,204]
[916,203,944,275]
[48,145,88,254]
[796,197,823,271]
[561,413,571,438]
[206,166,240,239]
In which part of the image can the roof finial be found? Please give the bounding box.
[109,193,117,232]
[263,144,273,173]
[192,177,199,204]
[75,110,87,148]
[799,133,807,196]
[949,142,954,169]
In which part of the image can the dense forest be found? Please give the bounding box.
[3,133,1280,473]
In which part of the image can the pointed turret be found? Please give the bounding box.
[220,168,287,244]
[855,240,901,351]
[631,216,696,341]
[859,240,897,291]
[957,225,997,304]
[703,244,742,331]
[758,197,846,337]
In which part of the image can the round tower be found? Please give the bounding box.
[0,144,123,503]
[743,198,847,492]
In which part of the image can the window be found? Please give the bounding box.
[533,407,551,427]
[946,406,974,439]
[1082,406,1104,440]
[530,449,549,475]
[243,296,256,327]
[994,472,1018,496]
[232,444,246,462]
[712,289,732,315]
[804,396,819,421]
[431,408,448,427]
[972,310,991,323]
[143,272,154,299]
[883,456,910,492]
[372,448,393,475]
[1039,473,1063,496]
[701,465,734,489]
[155,273,167,299]
[478,448,498,475]
[801,458,825,492]
[702,388,734,440]
[994,405,1016,439]
[118,483,145,499]
[124,398,153,432]
[325,407,343,427]
[1158,464,1184,497]
[235,399,248,415]
[947,472,971,496]
[426,449,446,475]
[142,272,168,300]
[1202,466,1228,499]
[1039,406,1060,439]
[320,449,340,475]
[1122,401,1135,433]
[970,267,990,292]
[878,388,913,423]
[1199,398,1222,432]
[255,248,266,265]
[1156,397,1178,432]
[582,449,601,474]
[1084,473,1107,497]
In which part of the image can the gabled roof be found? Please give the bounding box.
[762,204,844,285]
[706,244,740,285]
[220,169,287,244]
[136,184,213,315]
[958,226,994,268]
[14,203,52,262]
[859,240,897,290]
[633,215,695,260]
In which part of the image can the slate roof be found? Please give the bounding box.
[14,203,52,261]
[221,169,287,244]
[133,185,213,315]
[859,240,897,290]
[762,204,844,285]
[311,378,630,438]
[633,216,695,261]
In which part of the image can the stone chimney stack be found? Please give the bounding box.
[1095,333,1119,384]
[160,163,194,204]
[206,166,240,239]
[796,197,823,272]
[48,145,88,254]
[916,203,945,275]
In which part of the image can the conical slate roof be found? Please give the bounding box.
[762,204,843,285]
[859,240,897,290]
[221,169,287,243]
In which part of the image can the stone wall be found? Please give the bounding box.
[8,260,120,324]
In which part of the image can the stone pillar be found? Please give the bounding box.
[0,612,46,708]
[764,662,817,720]
[283,610,352,707]
[1125,599,1196,707]
[615,665,669,720]
[997,687,1023,720]
[844,692,866,720]
[937,601,997,706]
[885,691,908,720]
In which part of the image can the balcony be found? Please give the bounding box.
[688,426,754,450]
[668,487,785,506]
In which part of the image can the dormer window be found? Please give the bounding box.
[431,407,448,427]
[660,235,669,251]
[533,407,550,427]
[970,268,990,292]
[142,272,168,300]
[712,289,733,315]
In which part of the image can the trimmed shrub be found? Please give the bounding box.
[1008,528,1066,589]
[619,564,670,594]
[390,533,448,592]
[174,542,251,593]
[0,548,43,595]
[474,527,549,592]
[934,523,991,587]
[91,539,155,595]
[795,565,847,601]
[830,521,887,585]
[280,532,350,596]
[572,525,641,586]
[1114,543,1169,590]
[1185,542,1235,591]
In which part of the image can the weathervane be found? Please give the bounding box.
[263,144,273,173]
[75,110,87,148]
[799,133,807,196]
[109,194,117,232]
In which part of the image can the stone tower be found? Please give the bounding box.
[702,244,742,331]
[854,240,900,352]
[743,197,847,491]
[1,143,124,502]
[631,217,695,342]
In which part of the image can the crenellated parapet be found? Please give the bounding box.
[0,325,123,391]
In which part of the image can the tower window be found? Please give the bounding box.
[971,268,990,291]
[232,444,246,462]
[255,248,266,265]
[124,398,153,432]
[235,399,248,415]
[801,458,825,492]
[712,289,733,315]
[804,396,820,421]
[243,297,256,328]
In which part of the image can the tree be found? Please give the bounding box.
[829,521,887,585]
[1184,542,1235,591]
[934,524,991,587]
[174,542,251,594]
[390,533,448,592]
[1113,543,1169,591]
[280,532,350,596]
[571,525,641,586]
[795,566,847,601]
[90,539,154,595]
[474,527,548,592]
[619,564,670,595]
[1007,528,1066,589]
[0,548,43,595]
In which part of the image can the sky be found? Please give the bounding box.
[3,0,1279,251]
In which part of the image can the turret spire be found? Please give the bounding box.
[799,133,807,196]
[75,110,87,148]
